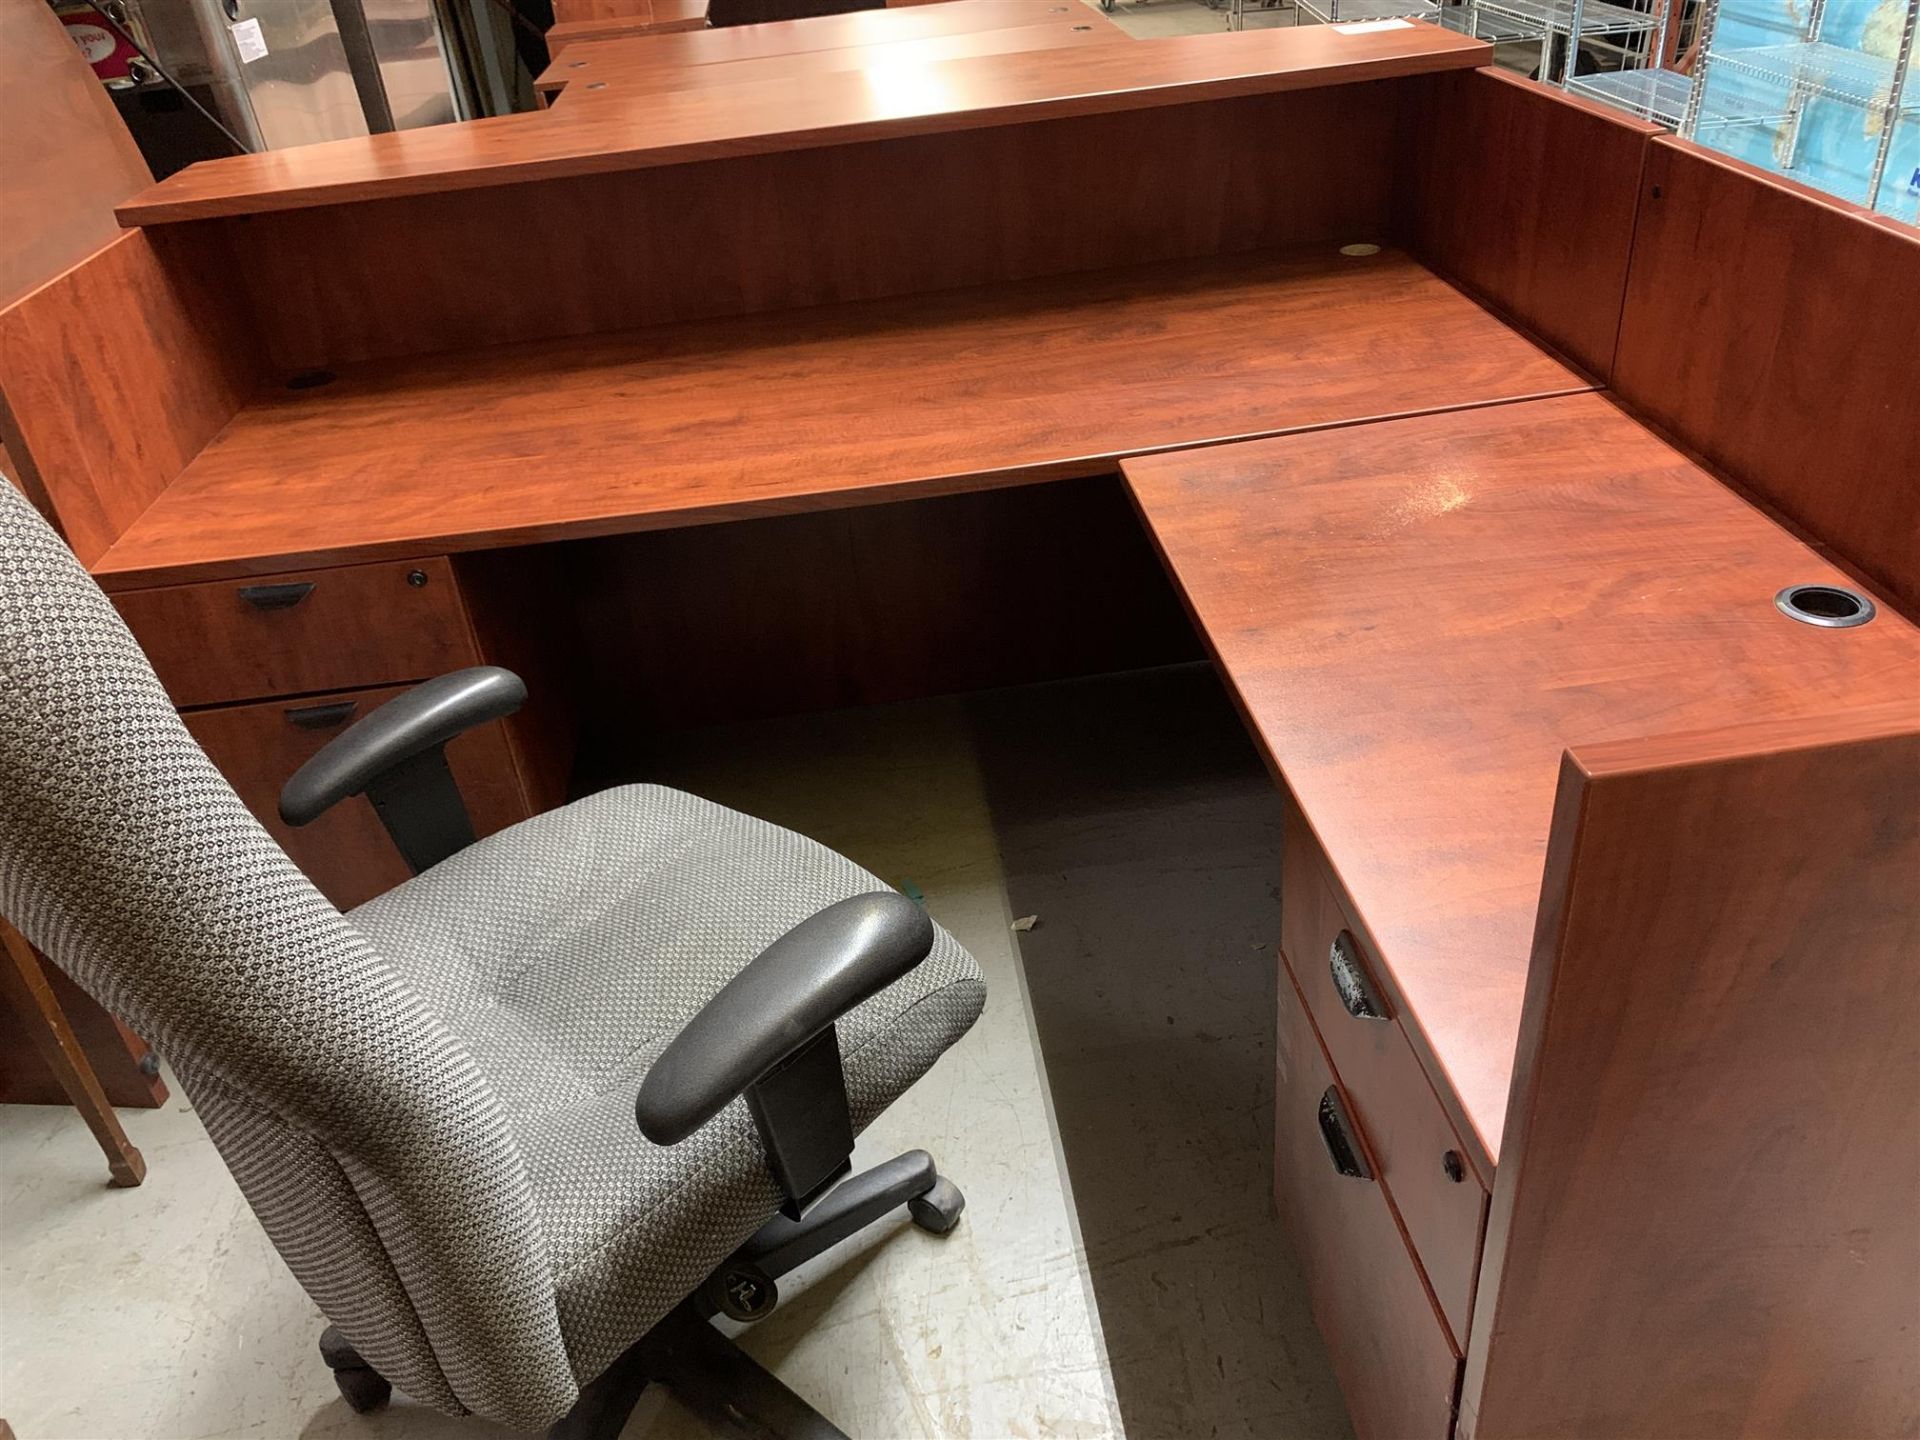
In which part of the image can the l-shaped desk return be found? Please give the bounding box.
[3,17,1917,1438]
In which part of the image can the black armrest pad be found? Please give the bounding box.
[278,666,526,827]
[635,891,935,1145]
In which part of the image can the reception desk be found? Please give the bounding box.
[3,21,1916,1436]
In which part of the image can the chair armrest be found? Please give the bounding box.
[278,666,526,826]
[635,892,934,1146]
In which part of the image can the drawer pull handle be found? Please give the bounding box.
[1329,931,1389,1021]
[1316,1086,1372,1181]
[285,701,359,730]
[238,582,316,611]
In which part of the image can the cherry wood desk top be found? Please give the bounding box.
[539,0,1088,81]
[548,0,708,46]
[116,23,1488,223]
[1123,391,1920,1176]
[535,0,1120,95]
[91,245,1583,588]
[540,15,1125,102]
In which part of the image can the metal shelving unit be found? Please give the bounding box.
[1681,0,1920,211]
[1704,38,1920,111]
[1469,0,1666,85]
[1296,0,1439,20]
[1225,0,1436,31]
[1435,3,1551,40]
[1568,62,1789,125]
[1567,63,1695,118]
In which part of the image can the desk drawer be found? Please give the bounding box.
[185,684,529,910]
[1282,809,1488,1349]
[1276,964,1460,1440]
[114,559,477,709]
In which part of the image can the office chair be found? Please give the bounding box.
[0,481,986,1439]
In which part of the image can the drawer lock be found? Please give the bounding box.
[1329,931,1389,1021]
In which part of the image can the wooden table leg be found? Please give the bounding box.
[0,922,146,1187]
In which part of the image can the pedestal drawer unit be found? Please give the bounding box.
[1281,808,1489,1347]
[112,557,479,709]
[1274,961,1461,1440]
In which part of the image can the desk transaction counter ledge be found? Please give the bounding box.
[2,8,1917,1438]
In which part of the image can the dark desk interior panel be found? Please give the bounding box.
[559,476,1202,760]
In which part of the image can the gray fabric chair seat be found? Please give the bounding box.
[352,783,986,1385]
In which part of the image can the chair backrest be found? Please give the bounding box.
[0,482,576,1429]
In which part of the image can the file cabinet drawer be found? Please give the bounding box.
[114,558,477,709]
[1275,963,1460,1440]
[1282,808,1488,1349]
[185,684,529,910]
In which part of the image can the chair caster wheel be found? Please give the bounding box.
[908,1176,965,1235]
[334,1365,392,1413]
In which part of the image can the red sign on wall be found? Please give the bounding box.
[55,4,142,87]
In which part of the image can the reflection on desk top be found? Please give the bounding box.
[116,23,1489,224]
[90,245,1586,587]
[1123,390,1920,1174]
[541,17,1126,103]
[537,0,1113,93]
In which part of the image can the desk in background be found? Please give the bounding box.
[2,20,1916,1436]
[548,0,712,46]
[536,0,1129,104]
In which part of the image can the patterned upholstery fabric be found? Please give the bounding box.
[355,785,985,1384]
[0,482,985,1428]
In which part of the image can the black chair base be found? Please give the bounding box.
[320,1150,962,1440]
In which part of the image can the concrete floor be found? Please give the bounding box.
[0,666,1352,1440]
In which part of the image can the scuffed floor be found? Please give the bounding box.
[1,666,1351,1440]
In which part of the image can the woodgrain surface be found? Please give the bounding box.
[1283,807,1488,1349]
[228,83,1408,368]
[117,24,1489,222]
[1462,708,1920,1438]
[91,245,1585,586]
[0,0,152,309]
[1274,961,1461,1440]
[0,228,261,566]
[1124,391,1920,1171]
[539,0,1091,87]
[111,557,479,709]
[548,0,708,43]
[553,0,659,18]
[1614,137,1920,618]
[1395,66,1656,380]
[541,18,1121,103]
